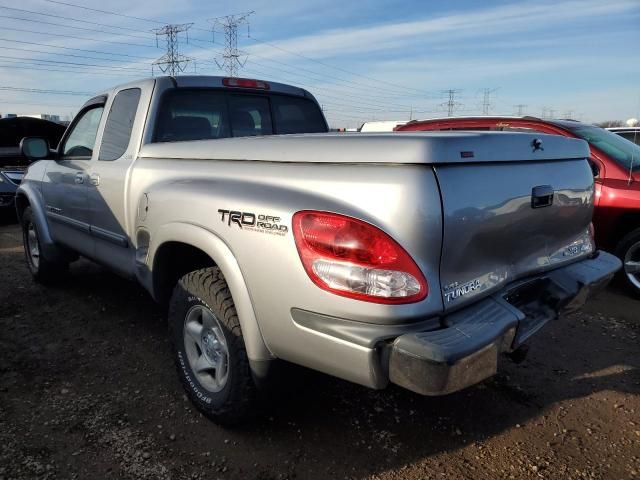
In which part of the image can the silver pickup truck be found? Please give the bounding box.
[16,76,621,424]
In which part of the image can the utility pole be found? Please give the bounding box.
[152,23,194,76]
[210,11,254,77]
[481,88,498,115]
[441,89,462,117]
[514,104,527,116]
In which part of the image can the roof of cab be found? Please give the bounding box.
[88,75,314,104]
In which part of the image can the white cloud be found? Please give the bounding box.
[246,0,639,60]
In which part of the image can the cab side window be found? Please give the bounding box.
[61,106,104,159]
[99,88,141,161]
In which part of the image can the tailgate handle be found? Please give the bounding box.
[531,185,554,208]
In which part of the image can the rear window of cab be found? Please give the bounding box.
[152,89,327,142]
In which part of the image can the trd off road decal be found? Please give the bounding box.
[218,209,288,236]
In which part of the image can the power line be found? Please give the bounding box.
[0,4,154,35]
[0,14,156,43]
[190,38,430,105]
[239,64,424,113]
[247,34,437,98]
[23,0,441,103]
[41,0,165,25]
[198,40,422,102]
[189,39,440,116]
[152,24,194,76]
[0,86,93,96]
[0,45,150,66]
[0,26,160,49]
[39,0,212,33]
[0,98,80,108]
[210,11,253,77]
[0,61,142,77]
[0,54,149,72]
[0,37,155,60]
[228,57,423,110]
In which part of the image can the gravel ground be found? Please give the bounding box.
[1,221,639,480]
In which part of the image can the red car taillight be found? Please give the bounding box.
[292,211,428,304]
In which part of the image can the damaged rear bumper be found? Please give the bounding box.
[389,251,621,396]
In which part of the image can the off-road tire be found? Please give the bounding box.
[168,267,257,425]
[615,227,640,297]
[21,206,67,284]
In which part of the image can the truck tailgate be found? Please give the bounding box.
[434,158,595,310]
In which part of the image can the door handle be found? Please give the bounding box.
[89,173,100,186]
[74,172,84,184]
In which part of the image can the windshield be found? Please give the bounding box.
[567,124,640,172]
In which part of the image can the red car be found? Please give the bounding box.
[396,117,640,296]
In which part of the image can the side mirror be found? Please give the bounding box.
[20,137,50,163]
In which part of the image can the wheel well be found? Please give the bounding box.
[15,193,29,220]
[153,242,216,307]
[613,211,640,247]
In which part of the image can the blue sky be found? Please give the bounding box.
[0,0,638,127]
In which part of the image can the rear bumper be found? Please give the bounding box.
[389,251,621,396]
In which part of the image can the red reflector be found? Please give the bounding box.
[222,77,270,90]
[460,151,474,158]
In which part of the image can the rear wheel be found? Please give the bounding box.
[168,267,257,425]
[615,228,640,297]
[21,206,67,284]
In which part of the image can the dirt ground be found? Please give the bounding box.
[0,220,639,480]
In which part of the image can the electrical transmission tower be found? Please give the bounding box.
[152,23,194,76]
[441,89,463,117]
[210,11,254,77]
[481,88,498,115]
[514,104,527,116]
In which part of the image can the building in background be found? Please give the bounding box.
[23,114,62,123]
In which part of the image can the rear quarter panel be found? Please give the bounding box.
[132,158,444,375]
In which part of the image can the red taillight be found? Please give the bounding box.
[222,77,270,90]
[292,211,428,304]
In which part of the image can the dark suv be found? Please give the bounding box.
[0,117,66,217]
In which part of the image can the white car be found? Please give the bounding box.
[359,120,407,132]
[607,127,640,146]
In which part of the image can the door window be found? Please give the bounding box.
[61,106,104,159]
[99,88,141,161]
